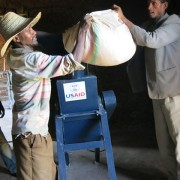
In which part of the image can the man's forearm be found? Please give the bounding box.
[121,16,133,30]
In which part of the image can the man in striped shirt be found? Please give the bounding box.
[0,11,91,180]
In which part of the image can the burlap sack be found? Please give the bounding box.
[63,9,136,66]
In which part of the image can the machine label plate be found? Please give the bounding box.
[63,81,87,101]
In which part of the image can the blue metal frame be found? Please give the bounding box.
[55,74,117,180]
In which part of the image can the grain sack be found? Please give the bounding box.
[63,9,136,66]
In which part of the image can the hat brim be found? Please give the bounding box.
[0,12,41,57]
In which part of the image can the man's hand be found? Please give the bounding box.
[79,14,92,33]
[112,4,124,20]
[112,4,133,29]
[0,101,5,118]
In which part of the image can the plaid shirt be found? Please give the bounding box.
[7,46,84,136]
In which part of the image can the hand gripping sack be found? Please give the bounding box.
[63,9,136,66]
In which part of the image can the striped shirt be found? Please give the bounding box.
[7,46,84,136]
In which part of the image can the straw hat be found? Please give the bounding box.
[0,11,41,57]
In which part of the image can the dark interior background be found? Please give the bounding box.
[0,0,179,138]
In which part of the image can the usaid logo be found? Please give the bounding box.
[70,84,80,92]
[63,81,87,102]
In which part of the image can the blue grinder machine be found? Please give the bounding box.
[55,66,117,180]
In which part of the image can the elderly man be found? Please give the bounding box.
[0,11,91,180]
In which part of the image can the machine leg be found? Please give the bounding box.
[56,117,67,180]
[101,112,117,180]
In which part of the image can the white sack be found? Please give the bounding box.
[63,9,136,66]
